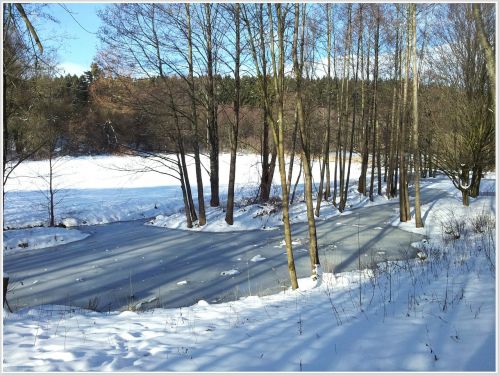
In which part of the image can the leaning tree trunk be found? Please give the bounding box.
[177,153,193,229]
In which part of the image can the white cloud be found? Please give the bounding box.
[57,62,88,77]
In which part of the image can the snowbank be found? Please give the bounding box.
[3,227,90,253]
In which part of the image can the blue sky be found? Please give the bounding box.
[39,3,105,76]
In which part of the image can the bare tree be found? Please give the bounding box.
[241,4,277,202]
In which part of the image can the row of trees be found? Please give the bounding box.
[3,3,495,289]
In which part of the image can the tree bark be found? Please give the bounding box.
[185,4,206,225]
[340,4,363,212]
[399,4,412,222]
[293,4,320,278]
[472,4,495,113]
[204,4,220,207]
[269,4,298,289]
[225,4,241,225]
[411,4,423,228]
[315,3,332,217]
[369,6,380,202]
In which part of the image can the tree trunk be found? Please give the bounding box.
[472,4,495,113]
[48,150,55,227]
[369,6,380,202]
[185,4,206,225]
[315,3,332,217]
[337,4,352,211]
[287,106,300,200]
[177,153,193,229]
[293,4,320,278]
[399,5,412,222]
[290,159,302,205]
[411,4,423,228]
[258,4,274,203]
[386,23,400,198]
[358,27,371,195]
[269,4,298,289]
[3,277,9,308]
[205,4,220,207]
[340,4,363,212]
[225,4,241,225]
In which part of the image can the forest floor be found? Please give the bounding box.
[2,153,496,372]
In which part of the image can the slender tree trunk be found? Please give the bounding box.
[358,29,371,195]
[315,3,332,216]
[48,150,55,227]
[257,4,274,203]
[177,153,193,229]
[399,5,411,222]
[369,6,380,202]
[411,4,423,228]
[341,4,363,212]
[338,4,352,211]
[269,4,298,289]
[179,141,197,222]
[293,4,320,278]
[387,24,400,198]
[287,106,300,197]
[185,4,206,225]
[225,4,241,225]
[205,4,220,207]
[290,159,302,205]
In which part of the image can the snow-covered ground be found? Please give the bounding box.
[2,154,496,371]
[3,227,89,254]
[3,153,366,249]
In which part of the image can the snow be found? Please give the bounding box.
[250,255,266,262]
[392,175,497,238]
[3,227,90,253]
[4,153,366,232]
[2,153,496,372]
[3,227,495,371]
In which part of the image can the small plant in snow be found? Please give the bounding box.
[440,209,468,242]
[469,209,495,234]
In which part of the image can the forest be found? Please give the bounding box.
[3,3,496,286]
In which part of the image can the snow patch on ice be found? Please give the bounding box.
[250,255,266,262]
[3,227,90,253]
